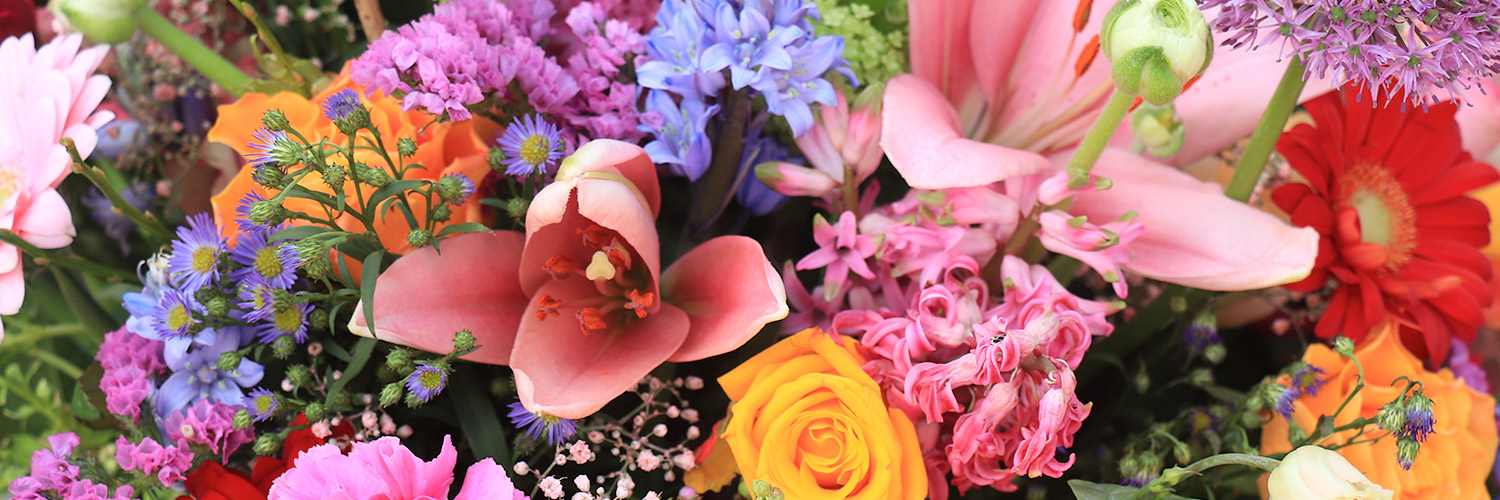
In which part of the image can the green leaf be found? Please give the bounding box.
[69,381,100,421]
[271,225,333,242]
[1067,480,1197,500]
[324,338,377,408]
[365,180,425,213]
[450,368,511,465]
[435,223,492,239]
[50,268,115,337]
[359,250,384,335]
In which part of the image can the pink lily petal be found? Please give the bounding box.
[348,231,528,365]
[908,0,981,117]
[982,0,1113,149]
[520,177,661,297]
[512,279,691,419]
[1457,79,1500,162]
[555,139,662,217]
[967,0,1038,115]
[12,189,74,249]
[1069,148,1321,290]
[661,236,789,362]
[881,75,1053,189]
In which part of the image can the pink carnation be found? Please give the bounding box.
[269,435,526,500]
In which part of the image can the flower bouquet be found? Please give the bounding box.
[3,0,1500,498]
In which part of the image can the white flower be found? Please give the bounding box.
[1268,446,1394,500]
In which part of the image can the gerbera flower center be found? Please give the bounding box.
[192,246,218,273]
[254,246,286,278]
[1336,162,1416,271]
[521,135,552,166]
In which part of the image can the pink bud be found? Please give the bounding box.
[755,162,839,197]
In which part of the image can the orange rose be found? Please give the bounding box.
[206,64,495,256]
[1262,318,1497,500]
[717,328,926,500]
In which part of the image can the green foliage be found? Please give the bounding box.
[813,0,908,85]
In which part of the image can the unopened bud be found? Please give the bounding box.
[385,348,412,372]
[407,229,431,248]
[1333,336,1356,357]
[272,335,296,359]
[380,382,403,407]
[1396,437,1420,469]
[233,409,253,430]
[253,434,280,455]
[58,0,147,44]
[216,350,243,372]
[249,200,286,227]
[253,164,288,189]
[308,309,329,331]
[262,110,291,132]
[286,365,313,388]
[1101,0,1212,105]
[321,164,347,193]
[303,402,325,422]
[1187,368,1213,387]
[1130,103,1185,157]
[431,204,452,223]
[205,297,230,318]
[293,239,331,280]
[506,198,529,220]
[453,330,476,352]
[1204,344,1226,365]
[398,138,418,157]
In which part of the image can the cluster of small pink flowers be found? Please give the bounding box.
[165,400,254,458]
[95,328,166,422]
[8,433,136,500]
[352,0,648,146]
[790,188,1120,497]
[114,436,194,487]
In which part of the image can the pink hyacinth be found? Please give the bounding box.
[269,435,526,500]
[0,34,114,341]
[796,211,880,302]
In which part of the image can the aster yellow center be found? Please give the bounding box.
[417,369,444,390]
[1338,162,1416,272]
[253,395,275,413]
[255,246,285,278]
[166,304,192,331]
[520,135,551,166]
[192,246,218,273]
[273,306,302,332]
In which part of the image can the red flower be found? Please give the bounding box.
[0,0,35,41]
[1273,89,1499,363]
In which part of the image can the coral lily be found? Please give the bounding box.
[350,141,788,419]
[1272,89,1498,363]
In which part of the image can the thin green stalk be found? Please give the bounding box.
[62,138,174,245]
[0,230,138,283]
[1224,57,1306,202]
[135,9,251,96]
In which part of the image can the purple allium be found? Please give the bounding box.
[82,182,155,253]
[507,400,579,446]
[640,89,719,180]
[638,0,726,100]
[243,387,278,422]
[152,288,202,339]
[114,436,194,487]
[1198,0,1500,105]
[154,327,264,416]
[496,114,564,176]
[167,213,226,292]
[230,228,301,289]
[405,363,449,402]
[165,400,255,457]
[246,128,289,167]
[254,300,311,344]
[322,88,362,122]
[701,2,802,91]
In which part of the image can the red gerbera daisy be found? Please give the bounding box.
[1272,89,1499,364]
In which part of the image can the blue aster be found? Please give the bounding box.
[243,387,278,422]
[321,88,362,122]
[254,299,310,344]
[640,90,719,181]
[153,288,202,340]
[167,213,227,292]
[495,115,564,176]
[229,228,301,289]
[236,275,280,323]
[405,364,448,403]
[507,400,579,446]
[245,128,288,167]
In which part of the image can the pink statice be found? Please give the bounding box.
[268,435,526,500]
[164,400,253,458]
[114,436,193,487]
[95,328,166,422]
[0,34,114,341]
[351,8,519,121]
[9,432,135,500]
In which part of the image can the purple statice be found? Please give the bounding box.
[735,134,794,215]
[167,213,226,292]
[507,400,579,446]
[558,2,650,144]
[7,433,82,499]
[405,363,449,402]
[96,328,166,422]
[351,16,518,121]
[229,228,300,289]
[154,327,264,416]
[1448,338,1490,393]
[82,182,155,254]
[638,0,726,100]
[243,387,278,422]
[640,89,719,180]
[700,2,802,91]
[245,128,289,167]
[514,44,584,116]
[496,114,565,175]
[321,88,362,122]
[165,400,255,457]
[114,436,194,487]
[431,0,528,42]
[1198,0,1500,105]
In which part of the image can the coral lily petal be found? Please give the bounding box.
[662,236,789,362]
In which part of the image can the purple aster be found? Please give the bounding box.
[1272,384,1297,419]
[236,276,280,323]
[1289,364,1327,397]
[638,0,726,100]
[245,128,289,167]
[700,1,802,91]
[507,400,579,446]
[405,363,449,402]
[230,228,301,289]
[153,288,202,339]
[640,89,719,180]
[496,114,564,176]
[243,387,278,422]
[154,327,264,417]
[254,300,311,344]
[1403,406,1435,442]
[322,88,362,121]
[167,213,226,292]
[1181,321,1221,351]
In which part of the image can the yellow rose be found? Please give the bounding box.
[718,328,926,499]
[1262,318,1497,500]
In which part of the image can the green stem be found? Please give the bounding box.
[1065,89,1135,178]
[135,9,251,97]
[1184,453,1280,473]
[0,230,139,283]
[62,138,175,246]
[1224,57,1306,202]
[688,88,752,237]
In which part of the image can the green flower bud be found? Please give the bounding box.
[253,164,288,190]
[272,335,296,359]
[303,401,325,422]
[262,110,291,132]
[453,330,476,353]
[1187,368,1213,387]
[249,200,286,227]
[293,239,331,280]
[506,198,529,220]
[380,382,403,408]
[1137,451,1162,473]
[233,409,253,430]
[334,107,371,136]
[1172,442,1192,466]
[750,479,784,500]
[363,167,392,188]
[1333,336,1356,357]
[321,163,347,194]
[1101,0,1212,105]
[407,229,431,249]
[253,434,280,455]
[385,348,412,372]
[308,309,330,332]
[487,148,506,172]
[271,138,303,167]
[58,0,148,44]
[398,138,418,157]
[433,176,467,204]
[430,204,453,223]
[286,365,313,388]
[1204,344,1226,365]
[1130,103,1186,157]
[216,350,243,372]
[1396,437,1420,469]
[1134,366,1150,393]
[204,296,230,318]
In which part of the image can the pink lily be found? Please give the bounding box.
[351,141,788,419]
